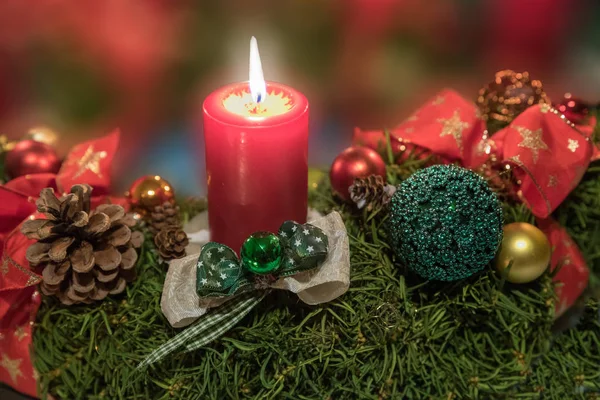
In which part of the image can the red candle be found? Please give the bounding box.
[202,38,309,252]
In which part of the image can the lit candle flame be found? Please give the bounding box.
[249,36,267,104]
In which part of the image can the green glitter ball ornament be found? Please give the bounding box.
[241,232,283,275]
[389,165,503,281]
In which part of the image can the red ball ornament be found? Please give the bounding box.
[330,146,386,201]
[555,93,590,124]
[4,139,62,179]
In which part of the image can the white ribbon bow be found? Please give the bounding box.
[161,211,351,328]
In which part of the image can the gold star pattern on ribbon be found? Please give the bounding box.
[437,110,470,155]
[14,326,27,342]
[70,145,108,179]
[547,175,558,188]
[432,96,445,105]
[405,115,418,122]
[515,126,548,164]
[567,139,579,153]
[0,353,23,384]
[404,127,414,134]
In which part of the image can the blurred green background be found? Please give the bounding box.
[0,0,599,195]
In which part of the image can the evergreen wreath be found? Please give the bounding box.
[32,151,600,399]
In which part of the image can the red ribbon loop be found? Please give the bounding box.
[0,130,123,397]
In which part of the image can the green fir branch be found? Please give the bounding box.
[33,148,600,399]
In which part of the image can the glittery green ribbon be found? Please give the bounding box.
[196,220,329,300]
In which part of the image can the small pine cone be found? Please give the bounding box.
[349,175,396,211]
[21,184,144,306]
[149,202,181,234]
[155,226,189,261]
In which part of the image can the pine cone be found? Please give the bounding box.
[21,184,144,305]
[149,202,181,234]
[154,226,188,261]
[349,175,396,211]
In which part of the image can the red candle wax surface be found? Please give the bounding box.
[203,81,309,252]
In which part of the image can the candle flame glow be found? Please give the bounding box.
[249,36,267,104]
[223,90,293,118]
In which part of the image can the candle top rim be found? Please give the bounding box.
[203,81,308,128]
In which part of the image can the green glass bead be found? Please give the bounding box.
[241,232,283,275]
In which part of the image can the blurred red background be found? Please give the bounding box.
[0,0,598,195]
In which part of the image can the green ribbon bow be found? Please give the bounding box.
[196,220,329,300]
[138,220,331,370]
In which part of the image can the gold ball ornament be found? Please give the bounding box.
[25,126,60,147]
[127,175,175,214]
[494,222,551,283]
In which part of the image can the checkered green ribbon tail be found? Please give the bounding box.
[137,291,268,369]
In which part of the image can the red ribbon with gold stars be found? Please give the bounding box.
[0,130,126,397]
[354,89,593,318]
